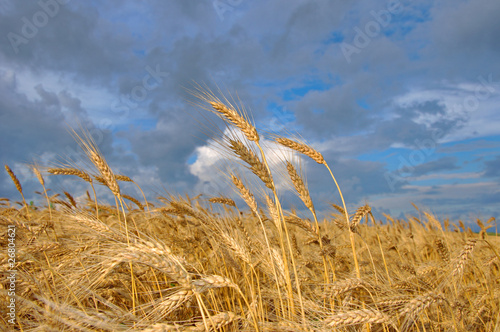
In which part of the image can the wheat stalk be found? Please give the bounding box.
[114,175,151,214]
[31,164,56,238]
[275,136,357,277]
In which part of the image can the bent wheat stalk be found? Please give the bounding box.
[275,136,359,278]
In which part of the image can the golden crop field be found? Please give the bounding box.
[1,90,499,331]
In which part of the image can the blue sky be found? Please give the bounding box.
[1,0,499,226]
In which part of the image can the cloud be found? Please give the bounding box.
[483,155,500,178]
[1,0,499,222]
[407,156,459,176]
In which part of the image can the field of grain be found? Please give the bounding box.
[1,90,499,331]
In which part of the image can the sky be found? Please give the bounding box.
[1,0,499,227]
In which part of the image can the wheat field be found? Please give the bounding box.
[1,90,499,331]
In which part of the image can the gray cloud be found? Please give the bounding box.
[483,155,500,178]
[1,0,499,221]
[408,156,459,177]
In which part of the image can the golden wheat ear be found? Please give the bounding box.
[68,127,120,196]
[5,164,31,221]
[274,137,325,164]
[190,85,259,142]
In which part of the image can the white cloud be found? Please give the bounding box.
[393,80,500,142]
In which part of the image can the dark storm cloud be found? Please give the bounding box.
[0,71,71,162]
[430,0,500,56]
[0,70,113,199]
[120,109,199,192]
[1,0,499,220]
[1,2,135,84]
[292,86,373,137]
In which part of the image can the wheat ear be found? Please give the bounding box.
[275,136,357,277]
[48,167,99,218]
[350,204,371,233]
[116,174,151,215]
[122,194,144,210]
[5,164,31,221]
[194,311,240,332]
[325,309,390,327]
[197,90,305,322]
[157,288,194,315]
[209,197,236,207]
[284,160,331,283]
[435,238,450,264]
[231,175,258,215]
[400,292,446,329]
[32,164,55,237]
[275,137,325,164]
[285,161,313,211]
[63,191,77,208]
[452,239,478,280]
[228,139,274,189]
